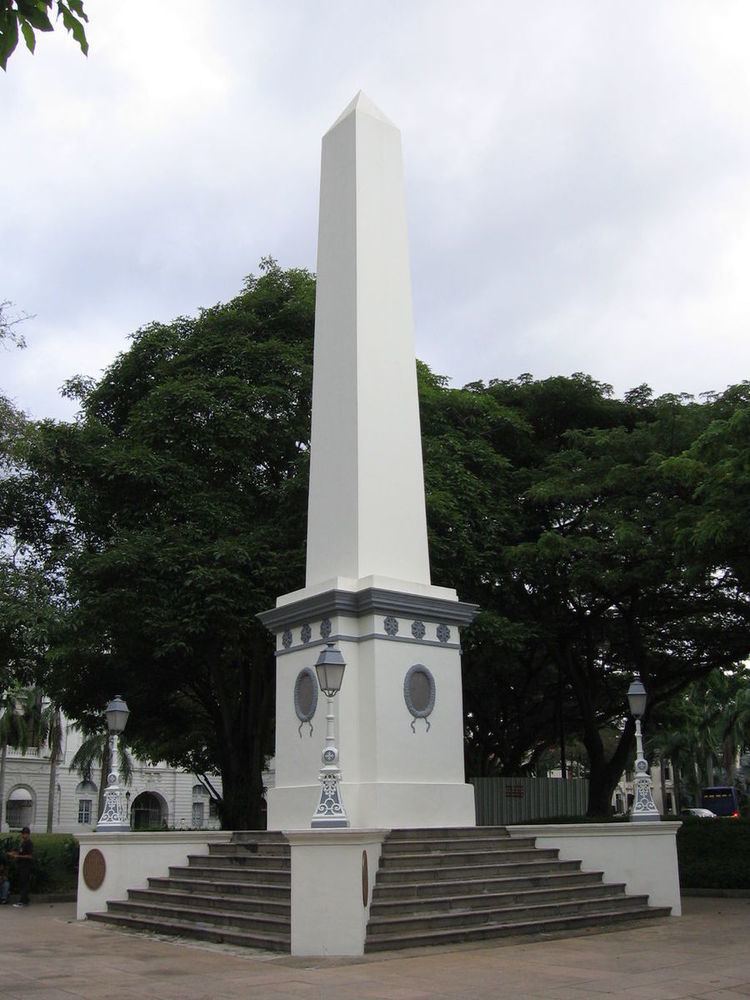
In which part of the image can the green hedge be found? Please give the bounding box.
[676,817,750,890]
[0,833,79,894]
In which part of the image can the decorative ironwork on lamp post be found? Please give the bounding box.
[96,695,131,832]
[311,643,349,829]
[627,679,660,822]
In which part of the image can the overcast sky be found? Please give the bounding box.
[2,1,749,420]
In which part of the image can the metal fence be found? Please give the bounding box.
[470,777,589,825]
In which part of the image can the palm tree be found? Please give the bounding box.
[33,699,65,833]
[0,686,36,831]
[70,728,133,822]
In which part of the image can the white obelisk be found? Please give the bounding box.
[260,93,477,830]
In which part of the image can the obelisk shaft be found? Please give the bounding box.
[305,93,431,589]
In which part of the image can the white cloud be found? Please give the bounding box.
[2,0,749,418]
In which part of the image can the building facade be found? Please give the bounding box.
[2,715,222,834]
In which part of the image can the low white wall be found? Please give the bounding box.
[76,831,228,919]
[508,822,682,915]
[286,829,387,956]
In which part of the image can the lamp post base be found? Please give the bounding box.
[311,767,349,828]
[630,769,660,822]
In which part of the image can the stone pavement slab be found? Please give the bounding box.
[1,898,750,999]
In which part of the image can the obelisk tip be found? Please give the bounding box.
[326,91,397,133]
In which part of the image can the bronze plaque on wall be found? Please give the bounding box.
[82,848,106,891]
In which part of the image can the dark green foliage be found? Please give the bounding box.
[0,0,88,71]
[15,260,315,828]
[677,817,750,890]
[5,264,750,828]
[422,373,750,814]
[0,832,79,893]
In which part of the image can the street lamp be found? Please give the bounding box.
[627,679,660,822]
[96,695,131,832]
[311,643,349,828]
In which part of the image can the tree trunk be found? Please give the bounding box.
[210,642,275,830]
[672,757,683,811]
[585,717,636,818]
[47,752,58,833]
[0,741,6,831]
[97,738,111,822]
[659,761,668,815]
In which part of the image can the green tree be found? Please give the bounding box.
[0,0,88,71]
[20,260,314,828]
[667,384,750,593]
[423,373,750,814]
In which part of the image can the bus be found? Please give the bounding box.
[701,786,741,818]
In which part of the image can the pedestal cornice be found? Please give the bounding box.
[257,586,480,633]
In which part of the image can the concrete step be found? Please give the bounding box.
[148,875,290,899]
[372,870,605,901]
[364,906,671,953]
[187,853,290,870]
[169,865,290,886]
[209,841,290,858]
[230,831,289,845]
[382,836,538,855]
[370,881,627,917]
[376,859,582,884]
[367,893,649,936]
[128,888,291,916]
[379,847,559,869]
[388,826,512,841]
[88,910,290,952]
[107,899,288,935]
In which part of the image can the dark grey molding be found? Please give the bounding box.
[274,632,461,656]
[257,587,479,633]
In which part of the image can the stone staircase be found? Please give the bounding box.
[87,826,670,954]
[364,827,670,952]
[87,831,291,951]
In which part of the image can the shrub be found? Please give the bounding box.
[676,816,750,890]
[0,833,79,894]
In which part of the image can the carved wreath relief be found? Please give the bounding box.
[294,667,318,737]
[404,664,436,732]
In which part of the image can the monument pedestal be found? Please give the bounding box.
[260,577,477,831]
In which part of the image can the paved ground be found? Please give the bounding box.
[2,899,750,999]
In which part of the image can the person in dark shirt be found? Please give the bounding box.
[0,862,9,904]
[8,826,33,907]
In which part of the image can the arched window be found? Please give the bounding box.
[7,786,35,829]
[130,791,168,830]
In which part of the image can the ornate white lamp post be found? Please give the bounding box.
[627,679,660,822]
[311,643,349,829]
[96,695,131,832]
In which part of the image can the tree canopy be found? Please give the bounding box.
[4,263,750,824]
[11,260,314,827]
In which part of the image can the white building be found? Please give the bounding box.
[1,714,222,834]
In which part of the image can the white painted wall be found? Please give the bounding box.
[508,822,682,915]
[287,829,386,955]
[76,831,228,919]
